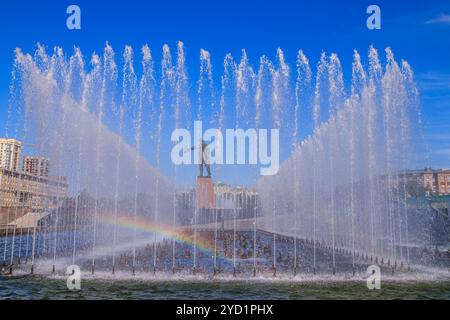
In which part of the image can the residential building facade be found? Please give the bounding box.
[23,156,50,177]
[0,138,21,172]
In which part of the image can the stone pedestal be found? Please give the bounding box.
[196,176,216,209]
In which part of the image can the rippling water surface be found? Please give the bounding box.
[1,275,449,300]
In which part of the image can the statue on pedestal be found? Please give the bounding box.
[189,139,212,178]
[187,139,216,209]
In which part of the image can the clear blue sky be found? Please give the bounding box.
[0,0,449,174]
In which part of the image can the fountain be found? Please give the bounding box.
[0,42,444,281]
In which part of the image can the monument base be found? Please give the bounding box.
[196,176,216,209]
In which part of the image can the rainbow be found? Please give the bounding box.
[99,213,233,264]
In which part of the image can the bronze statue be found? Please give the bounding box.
[188,139,212,177]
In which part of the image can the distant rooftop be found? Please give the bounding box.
[402,168,450,174]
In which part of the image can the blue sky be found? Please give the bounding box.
[0,0,449,174]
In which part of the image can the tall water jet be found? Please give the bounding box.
[293,50,312,274]
[119,46,138,275]
[234,49,255,275]
[154,44,173,274]
[172,41,186,273]
[400,60,419,267]
[47,47,81,274]
[6,47,31,274]
[311,51,327,273]
[91,44,109,274]
[366,46,382,258]
[216,53,235,274]
[72,53,102,267]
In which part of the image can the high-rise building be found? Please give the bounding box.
[23,156,50,177]
[0,138,21,172]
